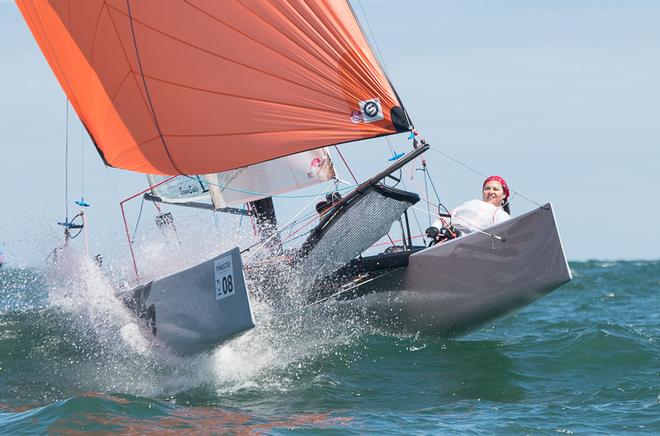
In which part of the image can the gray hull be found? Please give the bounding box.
[122,247,255,355]
[357,203,571,336]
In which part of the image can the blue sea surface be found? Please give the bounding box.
[0,261,658,434]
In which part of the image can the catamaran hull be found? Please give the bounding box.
[122,247,255,355]
[342,203,572,336]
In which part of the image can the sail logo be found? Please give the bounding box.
[214,255,235,300]
[179,185,201,195]
[351,99,384,123]
[360,98,384,123]
[363,101,379,117]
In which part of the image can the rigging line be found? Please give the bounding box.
[428,146,544,208]
[242,183,332,260]
[451,218,506,242]
[271,207,318,234]
[333,145,358,184]
[335,177,353,187]
[103,166,122,205]
[407,174,439,209]
[371,234,424,247]
[385,233,398,248]
[125,0,184,175]
[80,123,85,200]
[364,138,414,249]
[409,205,437,218]
[410,178,450,220]
[391,138,426,238]
[505,189,543,209]
[422,161,453,218]
[375,136,422,240]
[280,228,313,245]
[384,134,395,154]
[395,163,430,239]
[407,200,426,243]
[281,210,325,244]
[423,166,430,226]
[64,98,69,222]
[130,195,145,243]
[282,208,320,232]
[355,0,389,76]
[243,185,330,258]
[429,145,489,178]
[364,137,398,248]
[285,198,341,229]
[401,149,426,239]
[422,162,442,204]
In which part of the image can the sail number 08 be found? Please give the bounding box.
[222,275,233,295]
[214,256,235,300]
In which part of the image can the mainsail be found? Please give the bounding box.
[147,148,335,209]
[17,0,412,175]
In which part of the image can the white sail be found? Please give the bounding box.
[207,148,335,208]
[147,148,335,209]
[145,175,211,204]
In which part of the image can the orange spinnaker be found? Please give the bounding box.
[17,0,411,175]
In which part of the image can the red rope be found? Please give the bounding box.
[281,214,320,243]
[280,201,341,244]
[370,234,424,247]
[334,145,358,184]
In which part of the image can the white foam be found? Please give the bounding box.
[40,223,371,398]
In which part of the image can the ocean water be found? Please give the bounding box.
[0,260,658,434]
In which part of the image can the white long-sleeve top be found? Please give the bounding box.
[432,199,510,233]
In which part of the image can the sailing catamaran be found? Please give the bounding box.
[17,0,571,355]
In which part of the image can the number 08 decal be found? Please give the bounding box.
[214,255,235,300]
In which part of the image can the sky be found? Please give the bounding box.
[1,0,659,266]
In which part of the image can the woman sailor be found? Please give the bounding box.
[427,176,511,244]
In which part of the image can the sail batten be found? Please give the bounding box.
[17,0,412,175]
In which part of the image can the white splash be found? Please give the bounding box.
[40,219,371,398]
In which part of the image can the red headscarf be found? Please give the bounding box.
[483,176,509,199]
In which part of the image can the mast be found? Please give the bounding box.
[248,197,282,255]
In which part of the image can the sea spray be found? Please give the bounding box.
[127,211,252,282]
[4,228,374,403]
[1,261,658,433]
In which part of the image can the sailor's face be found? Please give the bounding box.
[482,181,505,207]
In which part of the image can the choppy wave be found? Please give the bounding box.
[0,260,659,433]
